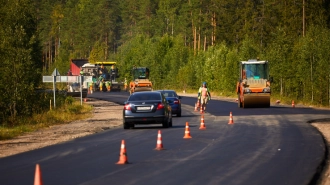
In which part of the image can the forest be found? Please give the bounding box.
[1,0,330,123]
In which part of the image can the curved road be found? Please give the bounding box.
[1,91,329,185]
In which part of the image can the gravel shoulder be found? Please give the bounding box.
[0,96,330,184]
[0,98,122,158]
[311,122,330,185]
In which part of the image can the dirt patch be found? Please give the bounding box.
[0,98,122,158]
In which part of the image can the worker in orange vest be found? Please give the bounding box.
[198,82,211,112]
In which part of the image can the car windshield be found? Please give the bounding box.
[161,91,177,98]
[129,93,161,101]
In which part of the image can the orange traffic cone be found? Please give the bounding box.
[155,130,165,150]
[292,100,295,108]
[228,112,234,124]
[183,122,192,139]
[199,115,206,130]
[34,164,43,185]
[194,103,198,112]
[116,140,129,164]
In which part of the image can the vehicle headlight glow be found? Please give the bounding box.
[263,87,271,93]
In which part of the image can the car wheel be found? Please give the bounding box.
[177,111,181,117]
[123,122,130,129]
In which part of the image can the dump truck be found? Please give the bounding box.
[66,59,89,98]
[236,59,272,108]
[81,61,123,92]
[129,67,153,94]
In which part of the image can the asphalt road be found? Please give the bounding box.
[1,91,330,185]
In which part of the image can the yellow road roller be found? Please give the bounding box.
[236,59,273,108]
[129,67,153,94]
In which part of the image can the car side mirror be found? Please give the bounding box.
[178,96,182,99]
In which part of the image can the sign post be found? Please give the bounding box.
[80,75,83,105]
[51,68,60,108]
[53,75,56,108]
[43,68,93,108]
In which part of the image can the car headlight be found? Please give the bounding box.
[263,87,271,93]
[244,88,251,93]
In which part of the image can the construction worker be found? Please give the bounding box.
[98,75,104,91]
[124,78,127,91]
[105,81,111,91]
[198,82,211,112]
[111,65,116,81]
[89,82,93,94]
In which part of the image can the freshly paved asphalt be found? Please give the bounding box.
[1,91,329,185]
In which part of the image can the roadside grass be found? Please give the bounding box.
[0,99,93,140]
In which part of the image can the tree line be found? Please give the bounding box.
[1,0,330,124]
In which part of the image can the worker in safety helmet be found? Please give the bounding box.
[198,82,211,112]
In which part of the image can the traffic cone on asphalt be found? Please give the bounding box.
[194,103,198,112]
[116,140,129,164]
[155,130,165,150]
[199,115,206,130]
[228,112,234,124]
[292,100,295,108]
[34,164,43,185]
[183,122,192,139]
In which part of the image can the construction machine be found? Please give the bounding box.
[129,67,153,94]
[236,59,272,108]
[81,61,123,92]
[66,59,89,97]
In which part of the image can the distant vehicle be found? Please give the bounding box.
[129,67,153,94]
[157,90,182,117]
[66,59,89,98]
[81,61,123,92]
[236,59,272,108]
[123,91,172,129]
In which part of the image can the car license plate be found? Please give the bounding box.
[137,106,150,110]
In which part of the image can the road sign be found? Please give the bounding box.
[52,68,61,76]
[42,76,93,83]
[42,75,93,108]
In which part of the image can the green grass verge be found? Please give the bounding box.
[0,100,93,140]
